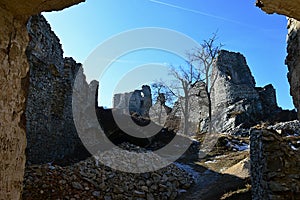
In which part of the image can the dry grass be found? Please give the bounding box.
[220,183,251,200]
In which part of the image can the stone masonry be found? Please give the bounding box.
[168,50,287,134]
[253,2,300,199]
[209,50,282,133]
[286,18,300,119]
[26,15,86,164]
[250,126,300,200]
[211,50,259,110]
[113,85,152,117]
[0,0,299,198]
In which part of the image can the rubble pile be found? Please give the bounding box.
[23,144,194,200]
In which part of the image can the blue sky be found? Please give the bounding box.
[43,0,294,109]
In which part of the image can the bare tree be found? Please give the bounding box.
[151,82,176,107]
[170,63,198,135]
[187,32,223,122]
[152,32,223,135]
[150,83,174,125]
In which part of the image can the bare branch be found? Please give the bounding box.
[151,31,223,135]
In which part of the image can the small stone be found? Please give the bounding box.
[182,182,191,189]
[59,180,66,184]
[170,191,177,200]
[146,193,155,200]
[113,186,124,194]
[36,169,43,176]
[92,191,101,197]
[99,182,106,190]
[162,174,168,182]
[146,180,152,186]
[159,184,167,189]
[104,195,112,200]
[133,190,146,198]
[150,184,158,190]
[141,186,149,192]
[168,176,176,182]
[72,182,84,190]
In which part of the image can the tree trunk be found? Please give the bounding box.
[183,88,190,135]
[0,9,29,200]
[206,87,213,133]
[207,92,212,122]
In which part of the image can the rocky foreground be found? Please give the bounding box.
[22,135,253,200]
[22,145,194,200]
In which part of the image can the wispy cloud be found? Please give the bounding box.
[148,0,250,27]
[97,58,170,66]
[97,57,143,64]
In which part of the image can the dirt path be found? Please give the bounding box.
[176,163,251,200]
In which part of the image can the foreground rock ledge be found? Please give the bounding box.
[0,0,84,17]
[0,1,84,199]
[256,0,300,21]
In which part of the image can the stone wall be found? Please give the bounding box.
[0,0,84,199]
[209,50,282,133]
[168,50,289,134]
[25,14,86,164]
[169,81,208,135]
[211,50,259,110]
[150,93,172,126]
[250,126,300,200]
[256,84,279,116]
[251,4,300,200]
[0,7,29,200]
[211,50,281,116]
[286,18,300,119]
[113,85,152,117]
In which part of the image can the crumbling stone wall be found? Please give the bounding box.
[168,50,287,134]
[286,18,300,119]
[250,128,300,200]
[252,3,300,200]
[211,50,260,110]
[256,84,279,116]
[113,85,152,117]
[209,50,281,133]
[211,50,280,116]
[0,1,84,199]
[168,81,208,135]
[26,14,87,164]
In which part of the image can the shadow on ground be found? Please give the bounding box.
[176,163,251,200]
